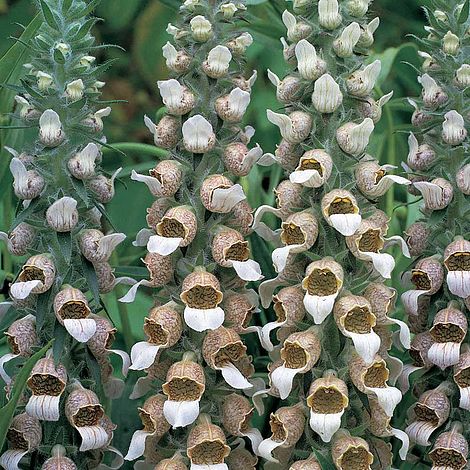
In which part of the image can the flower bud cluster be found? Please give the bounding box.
[122,1,264,467]
[0,1,128,468]
[254,0,411,466]
[400,2,470,465]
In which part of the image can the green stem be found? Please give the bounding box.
[382,87,397,220]
[102,142,168,158]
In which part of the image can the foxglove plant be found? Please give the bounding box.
[0,0,129,468]
[121,0,264,467]
[400,1,470,466]
[253,0,411,466]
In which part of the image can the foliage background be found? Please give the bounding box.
[0,0,428,467]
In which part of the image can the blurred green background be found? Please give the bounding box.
[0,0,428,466]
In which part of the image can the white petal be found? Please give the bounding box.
[220,363,253,389]
[366,385,401,417]
[251,388,270,416]
[130,376,154,400]
[361,251,395,279]
[231,260,263,281]
[428,342,461,369]
[257,437,286,463]
[144,115,156,135]
[63,318,96,343]
[157,79,184,107]
[270,364,303,399]
[259,276,284,309]
[251,204,282,232]
[124,430,150,461]
[9,158,28,189]
[386,354,404,386]
[260,320,286,352]
[413,181,444,208]
[303,292,337,324]
[119,280,154,303]
[108,349,131,377]
[384,235,411,258]
[130,342,161,371]
[309,411,344,443]
[94,446,124,470]
[272,244,304,273]
[0,450,29,470]
[228,88,251,116]
[267,69,280,87]
[77,425,109,451]
[240,145,263,174]
[163,399,200,428]
[211,184,246,212]
[329,213,362,236]
[207,45,232,71]
[133,228,154,247]
[389,318,411,349]
[405,421,436,446]
[398,364,423,394]
[346,331,381,365]
[401,289,429,316]
[0,353,18,385]
[147,234,182,256]
[446,271,470,298]
[459,386,470,410]
[10,280,42,300]
[98,233,126,260]
[378,91,394,108]
[131,170,163,196]
[266,110,293,141]
[242,428,263,453]
[182,115,214,152]
[257,152,276,166]
[184,306,224,332]
[390,427,409,461]
[39,109,62,136]
[25,395,60,421]
[290,169,324,188]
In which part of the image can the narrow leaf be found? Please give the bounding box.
[459,0,469,23]
[40,0,60,30]
[81,256,101,305]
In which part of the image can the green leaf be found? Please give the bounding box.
[81,256,101,305]
[35,290,51,330]
[11,197,40,230]
[62,0,73,12]
[53,48,65,64]
[56,231,72,263]
[52,323,68,363]
[312,450,336,470]
[459,0,469,23]
[0,340,53,451]
[72,17,99,41]
[39,0,60,30]
[72,0,101,19]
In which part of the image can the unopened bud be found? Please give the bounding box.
[46,197,78,232]
[442,110,467,146]
[311,74,343,113]
[442,31,460,55]
[190,16,213,41]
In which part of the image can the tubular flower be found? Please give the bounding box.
[0,2,124,467]
[401,6,469,460]
[255,2,405,466]
[123,3,262,466]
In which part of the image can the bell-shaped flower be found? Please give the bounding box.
[406,133,436,171]
[221,394,263,453]
[187,417,231,470]
[456,164,470,195]
[45,197,78,232]
[39,109,64,147]
[454,350,470,410]
[0,413,42,470]
[65,383,111,451]
[282,10,311,42]
[270,329,321,399]
[162,42,191,73]
[65,79,84,101]
[356,160,410,199]
[428,306,467,369]
[429,424,468,469]
[357,17,380,47]
[336,118,374,156]
[290,149,333,188]
[202,45,232,78]
[82,106,111,133]
[321,189,362,236]
[40,445,78,470]
[14,95,40,120]
[157,79,195,116]
[418,73,448,108]
[267,110,312,144]
[0,315,38,385]
[25,352,67,421]
[9,157,44,200]
[202,326,253,389]
[182,115,216,153]
[162,354,205,428]
[334,295,381,364]
[302,257,343,324]
[348,0,370,17]
[215,88,250,123]
[318,0,342,29]
[223,142,262,176]
[68,142,100,180]
[307,374,348,442]
[333,22,361,57]
[190,15,213,41]
[442,30,460,55]
[405,386,450,446]
[53,286,96,342]
[79,229,126,263]
[346,60,381,97]
[456,64,470,88]
[349,353,402,417]
[181,270,224,332]
[311,74,343,113]
[130,303,182,370]
[211,227,262,281]
[359,91,393,123]
[37,71,53,91]
[125,394,170,461]
[227,32,253,55]
[413,177,454,211]
[295,39,327,80]
[331,432,374,470]
[0,222,36,257]
[200,174,246,213]
[444,238,470,298]
[442,110,467,145]
[258,405,305,463]
[272,209,318,273]
[10,254,55,300]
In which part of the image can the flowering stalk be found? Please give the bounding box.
[0,1,129,468]
[121,0,264,467]
[400,1,470,465]
[254,0,411,466]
